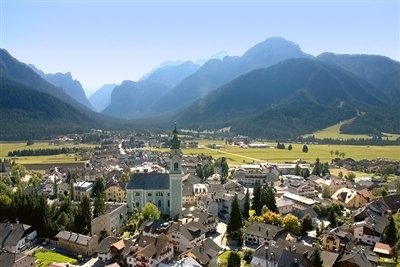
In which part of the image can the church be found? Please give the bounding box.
[126,127,183,218]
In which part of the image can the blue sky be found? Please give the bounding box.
[1,0,399,95]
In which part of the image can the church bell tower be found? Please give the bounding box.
[169,124,182,218]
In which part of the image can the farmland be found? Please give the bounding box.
[158,143,400,165]
[303,119,400,140]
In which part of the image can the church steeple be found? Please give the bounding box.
[170,123,181,149]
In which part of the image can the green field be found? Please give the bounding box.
[0,141,96,164]
[34,249,77,267]
[304,119,400,140]
[158,143,400,164]
[0,141,96,157]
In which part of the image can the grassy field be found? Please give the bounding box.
[157,143,400,164]
[0,141,96,157]
[304,119,400,140]
[34,249,77,267]
[0,141,96,164]
[329,168,369,178]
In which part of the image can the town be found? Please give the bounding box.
[0,128,399,267]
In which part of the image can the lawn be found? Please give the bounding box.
[157,143,400,165]
[34,249,77,267]
[11,154,85,164]
[0,141,97,157]
[218,250,252,267]
[304,119,400,141]
[329,168,370,179]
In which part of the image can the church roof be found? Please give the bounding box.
[127,173,170,190]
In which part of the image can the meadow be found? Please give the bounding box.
[0,141,96,164]
[304,120,400,140]
[160,143,400,165]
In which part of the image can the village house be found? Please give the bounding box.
[0,223,37,253]
[104,181,126,202]
[320,228,355,253]
[96,237,134,264]
[126,234,173,267]
[181,208,218,233]
[331,187,369,208]
[0,251,35,267]
[91,202,128,238]
[166,221,207,253]
[179,238,222,267]
[282,192,316,210]
[350,216,388,245]
[73,181,94,201]
[55,230,98,256]
[287,181,317,198]
[245,222,285,245]
[276,198,294,215]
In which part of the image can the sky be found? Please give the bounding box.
[1,0,399,95]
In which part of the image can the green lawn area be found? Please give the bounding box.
[304,119,400,141]
[157,143,400,164]
[329,168,370,178]
[34,249,77,267]
[218,250,252,267]
[11,154,85,164]
[0,141,97,157]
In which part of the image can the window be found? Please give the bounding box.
[158,200,162,208]
[135,192,140,196]
[174,162,179,171]
[136,202,139,207]
[148,193,152,197]
[168,200,170,207]
[156,192,163,196]
[167,193,170,196]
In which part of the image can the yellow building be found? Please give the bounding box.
[331,187,368,208]
[104,182,126,202]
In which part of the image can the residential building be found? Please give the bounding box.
[0,223,37,253]
[287,181,317,198]
[351,216,388,245]
[126,234,173,267]
[180,238,222,267]
[104,181,126,202]
[282,192,316,210]
[96,237,133,264]
[55,231,98,256]
[276,198,294,215]
[91,202,128,238]
[320,228,355,253]
[331,188,369,208]
[73,181,94,201]
[245,222,284,245]
[0,252,35,267]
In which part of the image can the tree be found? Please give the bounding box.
[74,196,91,233]
[260,183,278,213]
[288,144,293,151]
[92,176,105,197]
[243,188,250,219]
[56,211,70,230]
[346,172,356,182]
[335,150,340,157]
[227,252,241,267]
[252,180,262,216]
[93,193,105,218]
[338,171,343,178]
[382,215,398,246]
[392,240,400,262]
[328,208,337,227]
[294,164,301,176]
[312,158,321,176]
[301,215,313,236]
[322,185,331,198]
[302,144,309,153]
[260,210,283,225]
[227,195,243,235]
[141,202,161,221]
[330,150,334,157]
[242,249,253,264]
[309,248,323,267]
[302,168,310,178]
[283,214,301,235]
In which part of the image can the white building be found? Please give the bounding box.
[126,128,183,218]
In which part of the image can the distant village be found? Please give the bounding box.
[0,129,400,267]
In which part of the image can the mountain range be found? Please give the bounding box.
[1,37,399,139]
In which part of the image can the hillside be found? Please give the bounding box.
[152,37,312,114]
[30,65,93,109]
[176,58,386,138]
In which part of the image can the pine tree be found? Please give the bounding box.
[93,193,105,218]
[302,168,310,178]
[294,164,301,176]
[302,144,309,153]
[328,208,337,227]
[227,252,241,267]
[243,188,250,219]
[301,215,313,236]
[383,215,398,246]
[309,248,323,267]
[227,195,243,236]
[288,144,293,151]
[252,180,262,216]
[260,183,278,213]
[75,196,91,233]
[312,158,321,176]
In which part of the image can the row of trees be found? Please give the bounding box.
[7,147,95,157]
[252,181,278,216]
